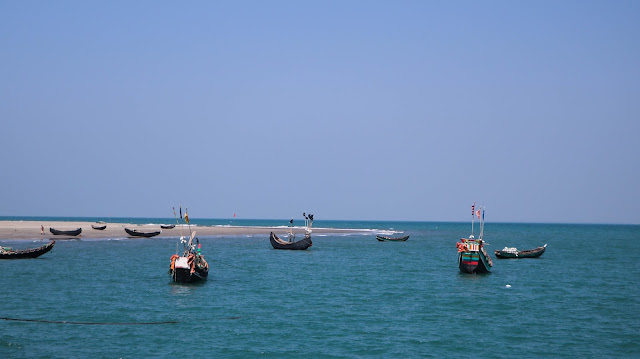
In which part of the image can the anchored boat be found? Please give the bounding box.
[376,235,409,242]
[495,244,547,259]
[457,203,493,274]
[168,207,209,283]
[270,213,314,250]
[0,240,55,259]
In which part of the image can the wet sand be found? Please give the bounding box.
[0,220,369,240]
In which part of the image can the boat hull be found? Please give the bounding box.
[125,228,161,238]
[495,244,547,259]
[270,232,312,250]
[49,228,82,236]
[376,235,409,241]
[91,225,107,230]
[170,254,209,283]
[0,240,55,259]
[457,239,493,274]
[172,267,208,283]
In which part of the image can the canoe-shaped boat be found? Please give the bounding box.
[49,227,82,236]
[125,228,161,238]
[0,240,55,259]
[376,235,409,242]
[270,232,312,250]
[457,238,493,274]
[91,224,107,230]
[160,224,176,229]
[495,244,547,259]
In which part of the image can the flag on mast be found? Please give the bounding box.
[471,203,475,216]
[184,209,189,224]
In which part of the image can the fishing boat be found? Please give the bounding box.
[376,235,410,242]
[0,240,55,259]
[160,224,176,229]
[270,213,314,250]
[457,204,493,274]
[495,244,547,259]
[270,232,312,250]
[169,207,209,283]
[91,223,107,230]
[124,228,161,238]
[49,227,82,236]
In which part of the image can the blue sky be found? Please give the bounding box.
[1,1,638,224]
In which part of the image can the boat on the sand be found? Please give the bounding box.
[49,227,82,236]
[124,228,161,238]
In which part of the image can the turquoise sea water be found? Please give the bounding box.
[1,218,639,358]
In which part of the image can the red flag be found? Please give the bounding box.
[476,210,481,219]
[234,213,236,218]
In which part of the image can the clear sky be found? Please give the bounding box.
[1,1,638,224]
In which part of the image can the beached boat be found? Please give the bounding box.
[270,232,312,250]
[160,224,176,229]
[169,207,209,283]
[49,227,82,236]
[457,204,493,274]
[91,224,107,230]
[376,235,409,242]
[495,244,547,259]
[125,228,161,238]
[0,240,55,259]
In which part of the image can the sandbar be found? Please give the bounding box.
[0,220,370,241]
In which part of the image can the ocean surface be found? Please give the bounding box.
[1,218,639,358]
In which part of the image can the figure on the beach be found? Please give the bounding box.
[41,225,44,235]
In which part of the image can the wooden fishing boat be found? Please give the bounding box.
[457,238,493,273]
[169,206,209,283]
[376,235,409,242]
[170,250,209,283]
[270,232,312,250]
[0,240,55,259]
[160,224,176,229]
[125,228,161,238]
[457,204,492,274]
[49,227,82,236]
[495,244,547,259]
[91,224,107,230]
[270,213,314,250]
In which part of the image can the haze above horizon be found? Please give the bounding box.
[1,1,638,224]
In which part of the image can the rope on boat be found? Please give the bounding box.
[0,317,178,325]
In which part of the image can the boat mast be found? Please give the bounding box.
[470,203,475,239]
[479,207,485,241]
[172,206,183,255]
[288,218,294,242]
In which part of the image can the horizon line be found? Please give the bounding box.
[0,215,637,226]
